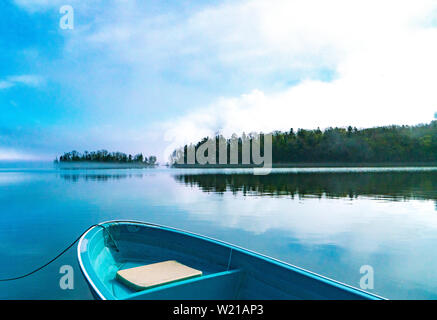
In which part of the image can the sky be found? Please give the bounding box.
[1,0,437,162]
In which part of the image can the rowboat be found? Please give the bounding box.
[77,220,383,300]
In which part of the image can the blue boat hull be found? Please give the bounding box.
[77,221,383,300]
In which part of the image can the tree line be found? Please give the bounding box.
[173,121,437,165]
[55,150,157,165]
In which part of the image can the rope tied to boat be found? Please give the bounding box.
[0,224,113,282]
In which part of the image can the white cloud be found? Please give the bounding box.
[12,0,437,159]
[78,0,343,79]
[160,0,437,155]
[0,148,40,161]
[0,75,43,90]
[0,81,13,89]
[75,0,437,79]
[13,0,88,12]
[60,0,437,159]
[8,75,43,86]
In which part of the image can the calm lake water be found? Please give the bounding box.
[1,163,437,299]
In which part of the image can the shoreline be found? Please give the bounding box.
[54,162,158,170]
[172,162,437,169]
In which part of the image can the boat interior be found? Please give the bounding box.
[80,222,379,300]
[81,223,247,300]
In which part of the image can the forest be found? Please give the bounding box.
[173,121,437,165]
[55,150,157,166]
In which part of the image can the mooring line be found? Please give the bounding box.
[0,224,108,282]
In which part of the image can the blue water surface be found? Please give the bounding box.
[0,162,437,299]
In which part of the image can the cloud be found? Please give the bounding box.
[0,75,43,90]
[8,75,43,86]
[13,0,88,12]
[10,0,437,160]
[77,0,341,81]
[160,0,437,155]
[0,81,13,90]
[71,0,437,82]
[0,148,41,161]
[59,0,437,147]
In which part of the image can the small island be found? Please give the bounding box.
[54,150,157,168]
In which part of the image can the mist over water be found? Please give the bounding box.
[0,165,436,299]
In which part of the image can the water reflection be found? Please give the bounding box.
[1,167,437,299]
[59,173,144,182]
[174,171,437,202]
